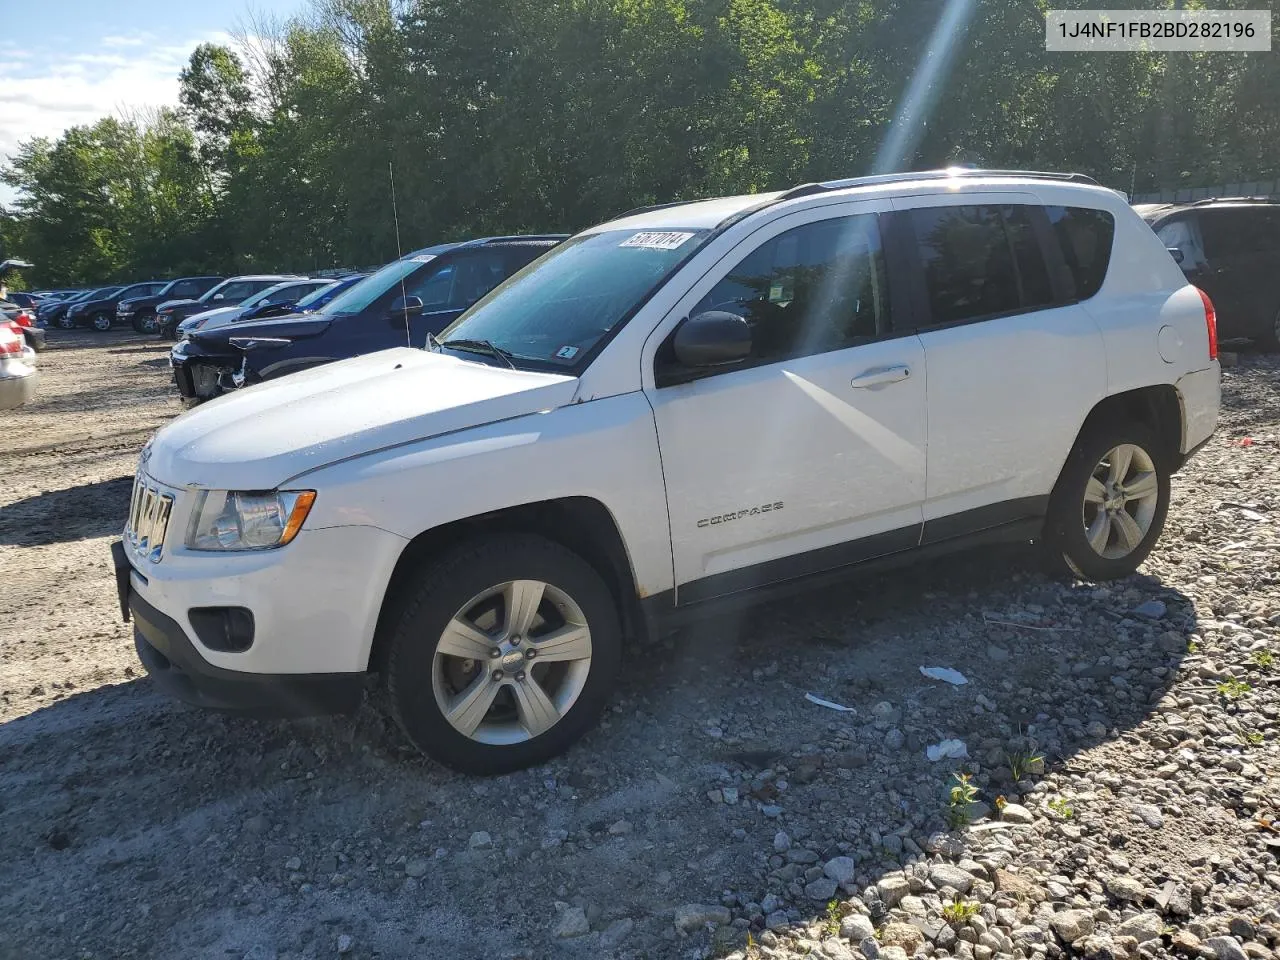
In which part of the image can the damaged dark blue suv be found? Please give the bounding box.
[169,235,565,402]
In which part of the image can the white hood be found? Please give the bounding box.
[179,305,238,334]
[146,349,577,490]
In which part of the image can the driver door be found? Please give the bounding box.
[643,201,927,603]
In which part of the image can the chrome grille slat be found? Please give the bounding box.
[124,473,174,563]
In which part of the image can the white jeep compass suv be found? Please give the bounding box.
[113,169,1220,774]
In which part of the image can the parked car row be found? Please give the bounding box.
[27,272,366,336]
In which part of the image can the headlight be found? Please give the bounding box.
[186,490,316,551]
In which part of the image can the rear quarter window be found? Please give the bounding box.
[1045,206,1114,301]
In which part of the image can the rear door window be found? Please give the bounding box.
[1198,209,1258,260]
[1200,207,1280,258]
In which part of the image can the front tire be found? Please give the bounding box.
[132,313,158,334]
[384,534,622,774]
[91,312,112,332]
[56,315,76,330]
[1043,422,1170,581]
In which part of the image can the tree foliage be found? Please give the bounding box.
[4,0,1279,286]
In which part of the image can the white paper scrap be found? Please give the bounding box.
[804,693,856,713]
[920,666,968,685]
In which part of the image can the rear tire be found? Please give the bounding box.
[384,534,622,774]
[1042,421,1170,581]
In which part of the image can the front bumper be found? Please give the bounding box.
[113,540,371,716]
[111,515,406,672]
[171,340,239,399]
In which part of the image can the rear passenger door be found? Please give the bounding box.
[890,195,1109,539]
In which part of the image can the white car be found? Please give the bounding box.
[113,169,1220,774]
[176,279,336,338]
[0,323,37,410]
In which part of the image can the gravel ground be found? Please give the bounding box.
[1,330,1277,960]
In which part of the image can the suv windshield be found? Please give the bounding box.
[438,229,709,369]
[319,257,431,316]
[295,279,345,309]
[200,279,280,304]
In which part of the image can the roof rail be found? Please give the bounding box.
[476,233,570,244]
[1188,196,1279,206]
[779,168,1099,200]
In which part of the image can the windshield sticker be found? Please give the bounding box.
[409,254,436,263]
[554,345,580,360]
[619,231,694,250]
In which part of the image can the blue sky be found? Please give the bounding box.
[0,0,307,202]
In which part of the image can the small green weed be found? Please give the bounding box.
[1048,796,1074,819]
[1217,679,1252,701]
[946,772,979,828]
[1005,747,1045,782]
[942,898,982,925]
[1250,650,1274,669]
[1241,730,1264,746]
[824,900,846,937]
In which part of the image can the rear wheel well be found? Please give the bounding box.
[1076,385,1182,471]
[368,498,643,675]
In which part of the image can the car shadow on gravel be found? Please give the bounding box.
[0,542,1200,959]
[0,475,133,545]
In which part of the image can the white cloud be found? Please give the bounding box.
[0,30,235,205]
[102,34,156,48]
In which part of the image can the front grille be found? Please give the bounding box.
[126,475,174,563]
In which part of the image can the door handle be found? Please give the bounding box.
[850,364,911,388]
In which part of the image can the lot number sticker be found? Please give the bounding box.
[619,231,694,250]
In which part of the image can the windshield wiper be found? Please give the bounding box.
[439,337,516,370]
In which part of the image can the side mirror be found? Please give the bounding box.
[389,295,424,319]
[1168,246,1185,265]
[672,311,752,367]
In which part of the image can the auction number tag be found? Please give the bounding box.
[619,231,694,250]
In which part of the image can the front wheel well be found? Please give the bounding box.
[367,497,644,675]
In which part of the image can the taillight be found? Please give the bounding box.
[13,311,33,327]
[0,327,21,356]
[1195,287,1218,361]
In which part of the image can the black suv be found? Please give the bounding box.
[118,276,223,333]
[64,281,168,331]
[171,236,565,402]
[1137,198,1280,349]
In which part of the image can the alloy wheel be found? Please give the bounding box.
[1081,443,1160,559]
[92,314,111,331]
[431,579,592,745]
